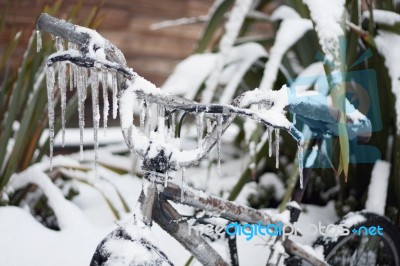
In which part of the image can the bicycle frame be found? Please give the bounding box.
[35,13,336,266]
[134,138,327,266]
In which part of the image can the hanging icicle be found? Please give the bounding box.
[157,105,165,141]
[146,102,152,135]
[68,42,75,92]
[46,66,55,170]
[69,63,74,92]
[268,126,273,157]
[77,67,85,160]
[112,70,118,119]
[169,111,176,139]
[298,145,304,189]
[55,36,64,52]
[59,61,67,147]
[82,68,88,100]
[36,30,42,53]
[216,115,223,178]
[102,71,109,133]
[181,167,185,202]
[206,118,213,133]
[139,99,146,133]
[91,68,100,176]
[164,171,168,187]
[197,112,204,151]
[275,128,280,168]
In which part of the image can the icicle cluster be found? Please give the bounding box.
[44,37,120,173]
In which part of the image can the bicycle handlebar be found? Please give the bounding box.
[37,13,371,171]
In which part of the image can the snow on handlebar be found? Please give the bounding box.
[38,13,307,186]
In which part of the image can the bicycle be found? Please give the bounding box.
[36,13,400,266]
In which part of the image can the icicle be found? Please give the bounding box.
[36,30,42,53]
[197,112,204,151]
[91,69,100,176]
[207,118,212,133]
[58,61,67,147]
[164,171,168,187]
[170,111,176,139]
[140,99,146,133]
[157,105,165,141]
[146,103,152,135]
[55,36,64,52]
[268,126,273,157]
[68,42,75,92]
[102,71,109,133]
[181,167,185,202]
[69,63,74,91]
[216,115,223,178]
[46,66,55,170]
[275,129,280,168]
[298,145,304,189]
[73,63,78,89]
[112,71,118,119]
[77,67,85,160]
[82,68,88,100]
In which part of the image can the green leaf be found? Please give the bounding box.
[195,0,234,53]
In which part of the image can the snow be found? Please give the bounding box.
[340,212,366,228]
[259,173,285,200]
[365,160,391,215]
[374,30,400,133]
[303,0,345,69]
[219,43,267,104]
[0,148,342,266]
[305,144,318,168]
[201,0,253,103]
[270,6,301,21]
[363,9,400,26]
[163,43,266,102]
[289,62,326,93]
[150,15,208,30]
[8,160,91,230]
[259,18,312,91]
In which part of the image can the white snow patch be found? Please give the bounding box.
[365,160,391,215]
[259,18,312,91]
[374,30,400,133]
[363,9,400,26]
[303,0,345,69]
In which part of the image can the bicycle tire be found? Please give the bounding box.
[314,211,400,266]
[90,227,174,266]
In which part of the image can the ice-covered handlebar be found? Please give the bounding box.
[37,13,305,172]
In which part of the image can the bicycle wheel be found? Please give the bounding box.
[90,226,173,266]
[314,211,400,266]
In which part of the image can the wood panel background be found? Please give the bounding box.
[0,0,214,86]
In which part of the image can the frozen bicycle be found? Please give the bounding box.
[36,13,400,266]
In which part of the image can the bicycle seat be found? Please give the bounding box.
[285,90,372,143]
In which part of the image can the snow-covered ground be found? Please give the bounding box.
[0,142,338,266]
